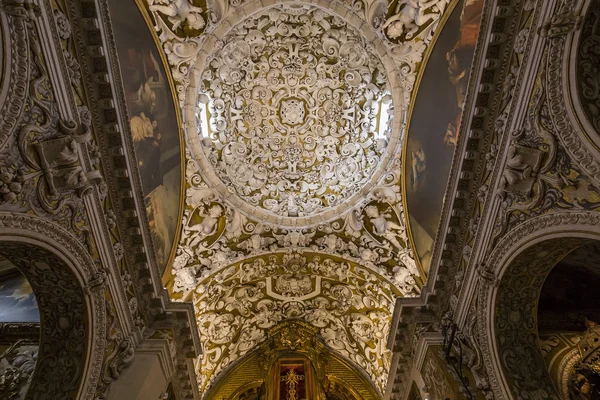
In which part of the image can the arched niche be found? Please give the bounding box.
[536,242,600,399]
[476,211,600,399]
[548,0,600,186]
[0,213,106,399]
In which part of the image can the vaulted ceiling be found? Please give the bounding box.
[108,0,469,396]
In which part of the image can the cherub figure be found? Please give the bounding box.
[182,205,223,250]
[383,0,443,40]
[149,0,206,31]
[500,145,533,190]
[365,205,407,250]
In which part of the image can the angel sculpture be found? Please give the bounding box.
[365,205,408,250]
[383,0,443,40]
[149,0,206,31]
[182,205,223,251]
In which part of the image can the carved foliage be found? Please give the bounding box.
[193,253,397,394]
[547,0,600,185]
[174,153,419,299]
[197,4,392,220]
[477,212,600,399]
[492,239,578,399]
[0,243,89,400]
[577,0,600,135]
[494,54,600,242]
[0,4,30,151]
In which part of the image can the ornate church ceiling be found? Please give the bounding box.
[137,0,453,396]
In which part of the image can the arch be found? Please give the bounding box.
[548,0,600,186]
[476,211,600,399]
[0,9,30,150]
[0,213,106,399]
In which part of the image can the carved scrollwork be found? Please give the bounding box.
[0,243,91,399]
[0,1,33,152]
[0,213,106,399]
[193,253,397,394]
[196,4,392,221]
[577,0,600,136]
[547,0,600,186]
[477,211,600,399]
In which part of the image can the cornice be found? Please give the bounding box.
[386,0,533,396]
[454,0,556,327]
[62,0,202,398]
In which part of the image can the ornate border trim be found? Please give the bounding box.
[547,0,600,186]
[0,10,29,151]
[0,212,106,400]
[476,211,600,399]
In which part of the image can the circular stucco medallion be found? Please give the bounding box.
[195,4,395,224]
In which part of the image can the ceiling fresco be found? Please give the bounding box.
[127,0,460,395]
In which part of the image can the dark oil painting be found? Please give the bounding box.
[108,0,182,272]
[404,0,484,273]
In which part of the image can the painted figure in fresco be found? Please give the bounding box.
[123,48,165,193]
[146,186,173,262]
[383,0,445,40]
[410,147,426,191]
[133,112,163,192]
[444,0,484,146]
[130,112,159,143]
[149,0,206,31]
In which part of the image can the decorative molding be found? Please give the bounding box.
[193,253,397,395]
[0,212,106,400]
[61,0,203,396]
[547,0,600,186]
[476,211,600,399]
[0,0,33,151]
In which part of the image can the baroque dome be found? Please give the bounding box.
[194,4,396,225]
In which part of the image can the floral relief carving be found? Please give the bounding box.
[197,5,392,219]
[492,239,581,399]
[476,212,600,400]
[0,7,102,249]
[0,4,31,152]
[138,0,462,394]
[0,243,91,400]
[493,55,600,242]
[577,0,600,135]
[156,2,454,313]
[193,253,397,394]
[173,146,419,301]
[547,0,600,185]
